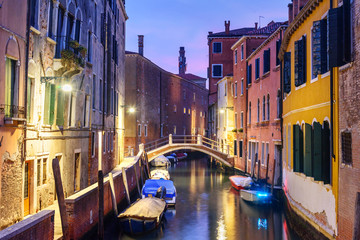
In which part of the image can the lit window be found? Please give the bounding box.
[184,107,186,114]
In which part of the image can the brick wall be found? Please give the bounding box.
[0,210,54,240]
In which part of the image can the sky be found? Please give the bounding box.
[125,0,290,79]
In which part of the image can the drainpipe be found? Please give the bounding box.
[329,0,334,185]
[23,0,31,165]
[279,28,284,184]
[102,5,107,132]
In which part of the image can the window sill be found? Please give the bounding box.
[294,83,306,91]
[30,26,41,35]
[4,117,26,125]
[262,72,270,79]
[46,37,56,45]
[310,76,318,84]
[273,65,280,72]
[339,62,353,71]
[320,71,330,79]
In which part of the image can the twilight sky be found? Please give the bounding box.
[125,0,289,79]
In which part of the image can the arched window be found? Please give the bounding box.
[267,94,270,120]
[262,96,265,121]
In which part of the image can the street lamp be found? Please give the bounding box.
[62,84,72,92]
[219,109,225,114]
[128,107,135,113]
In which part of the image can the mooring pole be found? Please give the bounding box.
[52,158,69,240]
[122,167,131,205]
[265,154,270,182]
[109,172,118,216]
[353,192,360,240]
[98,170,104,240]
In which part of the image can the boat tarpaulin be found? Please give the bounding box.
[118,197,166,219]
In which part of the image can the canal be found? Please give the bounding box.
[103,154,300,240]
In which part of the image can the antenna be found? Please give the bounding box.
[259,16,265,28]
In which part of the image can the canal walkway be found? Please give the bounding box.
[44,156,138,240]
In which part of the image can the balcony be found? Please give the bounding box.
[54,36,86,70]
[0,104,26,124]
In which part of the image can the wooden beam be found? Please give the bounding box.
[109,172,118,216]
[122,167,131,205]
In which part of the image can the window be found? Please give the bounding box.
[48,0,54,37]
[193,93,196,102]
[265,143,269,166]
[263,49,270,74]
[69,93,76,127]
[138,124,141,136]
[234,140,238,156]
[234,82,238,97]
[239,140,243,157]
[94,4,97,36]
[249,102,251,124]
[91,132,95,157]
[99,79,103,112]
[248,142,251,160]
[30,0,39,28]
[42,158,47,184]
[37,159,41,186]
[160,124,164,137]
[88,31,92,62]
[294,35,307,87]
[212,64,223,78]
[312,19,328,79]
[174,105,177,113]
[173,125,177,135]
[102,132,106,153]
[55,6,65,58]
[183,127,186,135]
[293,125,304,173]
[267,94,270,120]
[188,108,190,115]
[183,107,186,114]
[283,52,291,93]
[101,13,105,45]
[43,83,55,125]
[277,90,281,118]
[247,64,252,85]
[144,125,148,137]
[234,49,238,64]
[288,125,291,168]
[234,113,238,129]
[224,83,227,96]
[92,75,96,110]
[108,132,111,152]
[276,39,281,66]
[257,99,260,123]
[240,112,243,128]
[5,58,19,118]
[200,111,203,117]
[261,142,265,165]
[255,58,260,80]
[27,78,35,123]
[262,96,265,121]
[213,42,222,53]
[341,130,352,165]
[241,79,244,95]
[241,44,244,60]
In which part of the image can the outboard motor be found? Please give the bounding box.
[155,186,166,199]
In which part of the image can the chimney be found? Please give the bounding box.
[255,22,258,30]
[225,21,230,34]
[179,47,186,75]
[293,0,299,18]
[138,35,144,56]
[288,3,293,24]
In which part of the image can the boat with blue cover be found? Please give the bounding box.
[142,179,177,206]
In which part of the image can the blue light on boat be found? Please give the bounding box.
[257,193,268,197]
[258,218,268,230]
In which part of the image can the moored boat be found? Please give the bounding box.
[173,152,187,160]
[150,155,171,167]
[117,197,166,235]
[142,179,177,206]
[166,155,178,162]
[240,189,272,204]
[150,169,170,180]
[229,175,252,191]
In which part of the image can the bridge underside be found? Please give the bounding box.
[147,144,234,167]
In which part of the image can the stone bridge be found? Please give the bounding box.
[140,135,234,167]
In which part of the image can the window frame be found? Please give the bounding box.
[213,42,222,54]
[212,64,223,78]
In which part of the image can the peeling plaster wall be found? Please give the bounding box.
[285,170,337,235]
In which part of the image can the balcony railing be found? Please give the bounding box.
[55,36,86,68]
[0,104,25,119]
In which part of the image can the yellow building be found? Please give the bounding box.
[279,0,351,238]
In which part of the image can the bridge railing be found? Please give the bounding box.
[143,136,169,152]
[172,135,197,144]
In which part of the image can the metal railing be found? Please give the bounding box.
[0,104,25,119]
[142,134,234,156]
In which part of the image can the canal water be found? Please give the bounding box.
[104,155,300,240]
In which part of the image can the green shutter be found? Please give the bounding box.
[299,126,304,173]
[294,40,299,86]
[313,122,322,181]
[320,19,328,73]
[49,84,56,125]
[56,89,64,126]
[283,52,291,93]
[304,123,313,176]
[43,83,50,125]
[293,125,300,172]
[322,123,331,184]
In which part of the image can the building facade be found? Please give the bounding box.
[279,0,350,237]
[245,25,285,185]
[125,38,208,155]
[207,21,254,139]
[0,0,127,229]
[337,0,358,239]
[0,0,28,229]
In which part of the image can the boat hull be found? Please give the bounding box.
[118,215,163,235]
[240,189,272,204]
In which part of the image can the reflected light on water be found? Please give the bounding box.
[217,215,227,240]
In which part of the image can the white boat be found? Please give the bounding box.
[150,169,170,180]
[166,155,178,162]
[150,155,171,167]
[240,189,272,204]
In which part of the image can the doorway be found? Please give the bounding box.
[74,152,81,192]
[24,161,31,216]
[274,145,282,186]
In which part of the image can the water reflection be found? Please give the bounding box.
[103,156,299,240]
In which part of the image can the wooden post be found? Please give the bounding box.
[353,192,360,240]
[122,167,131,205]
[144,153,150,178]
[98,170,104,240]
[52,158,69,240]
[134,164,141,195]
[251,153,257,178]
[257,153,260,181]
[271,160,276,195]
[265,154,270,182]
[109,172,118,216]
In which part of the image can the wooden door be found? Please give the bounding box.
[24,162,30,216]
